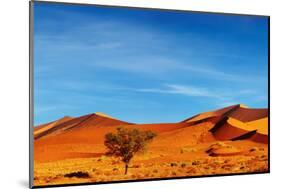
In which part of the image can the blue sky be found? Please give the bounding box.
[34,2,268,125]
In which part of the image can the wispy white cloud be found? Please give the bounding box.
[134,83,260,108]
[35,106,58,113]
[180,64,244,82]
[35,104,76,113]
[137,84,219,98]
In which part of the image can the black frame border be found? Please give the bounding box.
[29,1,270,188]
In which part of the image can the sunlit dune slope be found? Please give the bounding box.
[181,104,268,143]
[34,104,268,163]
[34,122,195,162]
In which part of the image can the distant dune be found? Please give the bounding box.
[34,116,73,138]
[34,112,133,140]
[181,104,268,143]
[34,104,269,161]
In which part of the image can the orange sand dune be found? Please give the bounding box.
[210,117,268,143]
[228,107,268,122]
[183,104,268,124]
[182,104,241,123]
[34,122,194,162]
[186,105,270,143]
[152,122,216,147]
[211,118,252,141]
[227,117,268,134]
[250,132,268,144]
[34,112,133,140]
[33,104,268,162]
[34,116,73,138]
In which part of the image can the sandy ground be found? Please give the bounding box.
[34,139,268,186]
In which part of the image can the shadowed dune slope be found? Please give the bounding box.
[182,104,268,123]
[250,133,268,144]
[34,113,133,140]
[182,104,241,123]
[34,116,73,132]
[34,116,73,138]
[209,115,268,143]
[33,104,269,162]
[229,108,268,122]
[180,104,268,143]
[211,119,252,141]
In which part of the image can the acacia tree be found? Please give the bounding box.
[104,127,156,175]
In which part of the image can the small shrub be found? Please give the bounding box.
[224,159,230,163]
[131,164,140,168]
[171,162,177,167]
[261,155,266,158]
[113,168,118,171]
[64,171,90,178]
[192,160,200,166]
[153,169,158,173]
[181,163,186,168]
[250,147,259,152]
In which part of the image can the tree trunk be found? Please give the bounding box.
[124,163,128,175]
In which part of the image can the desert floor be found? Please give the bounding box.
[34,140,268,186]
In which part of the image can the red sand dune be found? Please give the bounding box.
[34,112,133,140]
[228,107,268,122]
[250,132,269,144]
[182,104,241,123]
[34,116,73,138]
[182,104,268,143]
[211,118,252,141]
[34,104,268,162]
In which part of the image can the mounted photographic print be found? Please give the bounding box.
[29,1,270,188]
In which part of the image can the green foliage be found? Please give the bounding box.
[104,127,156,174]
